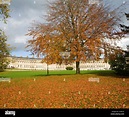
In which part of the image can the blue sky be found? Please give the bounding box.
[0,0,129,58]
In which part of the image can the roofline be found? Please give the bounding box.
[8,56,43,60]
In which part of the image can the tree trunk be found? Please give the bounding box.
[76,61,80,74]
[47,64,49,75]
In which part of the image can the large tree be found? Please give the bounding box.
[27,0,125,74]
[109,12,129,75]
[0,2,10,71]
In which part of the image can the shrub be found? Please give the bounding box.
[66,66,73,70]
[108,52,129,76]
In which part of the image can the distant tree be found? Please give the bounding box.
[108,49,129,75]
[109,51,124,73]
[0,30,10,71]
[27,0,125,74]
[0,2,10,71]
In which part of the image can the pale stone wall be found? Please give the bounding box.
[7,56,110,70]
[125,57,129,64]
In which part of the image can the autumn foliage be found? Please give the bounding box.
[26,0,125,74]
[0,75,129,108]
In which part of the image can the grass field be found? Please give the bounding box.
[0,70,116,78]
[0,70,129,108]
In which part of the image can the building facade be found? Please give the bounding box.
[7,56,110,70]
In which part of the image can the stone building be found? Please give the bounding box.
[7,56,110,70]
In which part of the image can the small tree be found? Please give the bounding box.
[109,49,129,75]
[108,51,124,73]
[0,30,10,71]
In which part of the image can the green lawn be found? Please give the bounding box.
[0,70,115,78]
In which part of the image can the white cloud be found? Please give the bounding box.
[14,35,28,44]
[117,36,129,50]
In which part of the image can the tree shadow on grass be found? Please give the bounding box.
[35,71,76,77]
[80,70,129,78]
[42,70,129,78]
[34,70,126,78]
[0,76,5,78]
[81,70,115,76]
